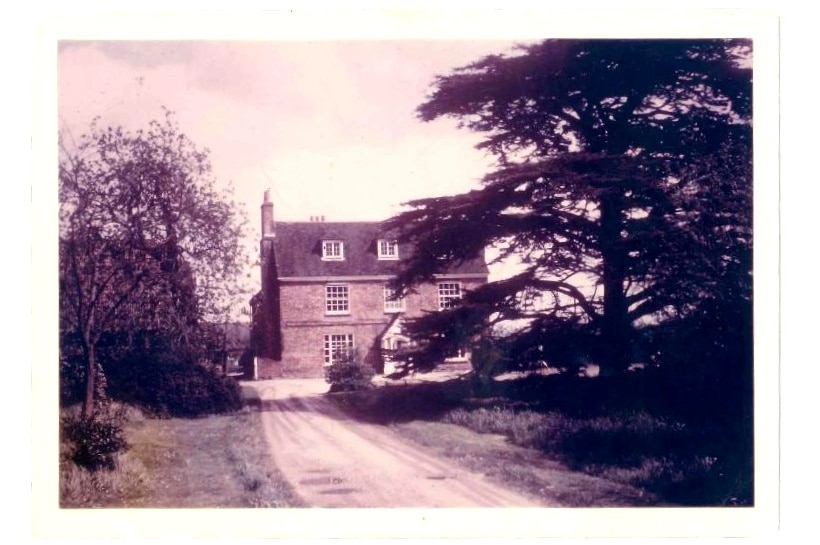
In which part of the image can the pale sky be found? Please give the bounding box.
[58,40,525,245]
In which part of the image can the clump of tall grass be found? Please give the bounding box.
[442,406,748,505]
[225,413,304,508]
[59,403,146,507]
[443,407,552,447]
[226,448,300,508]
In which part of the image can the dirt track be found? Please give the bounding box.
[250,379,545,508]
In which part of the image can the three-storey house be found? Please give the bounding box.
[250,190,489,378]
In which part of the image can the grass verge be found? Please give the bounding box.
[330,372,753,507]
[392,419,660,506]
[441,406,750,506]
[60,405,303,508]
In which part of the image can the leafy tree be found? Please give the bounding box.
[386,39,752,375]
[59,111,248,416]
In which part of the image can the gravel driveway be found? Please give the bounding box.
[249,378,545,508]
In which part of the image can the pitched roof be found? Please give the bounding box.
[271,221,488,278]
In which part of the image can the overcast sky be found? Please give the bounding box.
[58,40,527,242]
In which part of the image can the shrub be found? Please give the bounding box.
[59,353,86,407]
[552,412,690,468]
[107,357,242,418]
[61,414,127,471]
[441,400,751,505]
[325,350,375,393]
[149,364,242,418]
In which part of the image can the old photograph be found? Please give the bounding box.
[35,8,780,539]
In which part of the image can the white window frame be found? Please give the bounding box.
[383,285,405,313]
[325,284,350,315]
[323,334,354,365]
[438,282,461,309]
[322,240,345,261]
[377,239,399,260]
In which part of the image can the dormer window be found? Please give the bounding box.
[377,239,399,260]
[322,240,344,260]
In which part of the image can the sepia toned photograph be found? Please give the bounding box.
[39,8,780,539]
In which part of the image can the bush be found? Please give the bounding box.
[325,350,375,393]
[551,412,690,467]
[441,398,751,506]
[107,357,242,418]
[61,414,127,471]
[60,353,86,407]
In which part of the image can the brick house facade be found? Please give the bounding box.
[250,191,489,379]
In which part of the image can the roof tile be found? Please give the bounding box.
[271,222,487,278]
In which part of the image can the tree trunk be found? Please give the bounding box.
[469,341,501,397]
[81,338,96,418]
[469,372,494,398]
[599,190,633,373]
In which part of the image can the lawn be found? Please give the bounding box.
[59,403,303,508]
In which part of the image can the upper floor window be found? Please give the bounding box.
[438,282,461,309]
[322,240,344,260]
[325,284,350,315]
[383,285,405,313]
[377,239,399,260]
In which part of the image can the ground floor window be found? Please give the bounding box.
[323,334,354,365]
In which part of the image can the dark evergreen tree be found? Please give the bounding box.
[386,39,752,375]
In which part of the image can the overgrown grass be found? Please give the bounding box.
[393,419,659,506]
[60,405,302,508]
[331,371,753,506]
[223,412,305,508]
[59,402,146,507]
[442,406,749,505]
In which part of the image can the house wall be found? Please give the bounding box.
[268,277,486,377]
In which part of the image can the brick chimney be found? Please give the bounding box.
[261,189,274,238]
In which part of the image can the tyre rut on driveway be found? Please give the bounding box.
[251,378,547,508]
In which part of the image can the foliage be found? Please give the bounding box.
[442,404,750,506]
[60,405,303,508]
[59,110,249,416]
[324,350,375,393]
[386,39,752,375]
[106,356,242,418]
[330,374,752,505]
[61,324,245,417]
[60,350,87,406]
[61,411,128,471]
